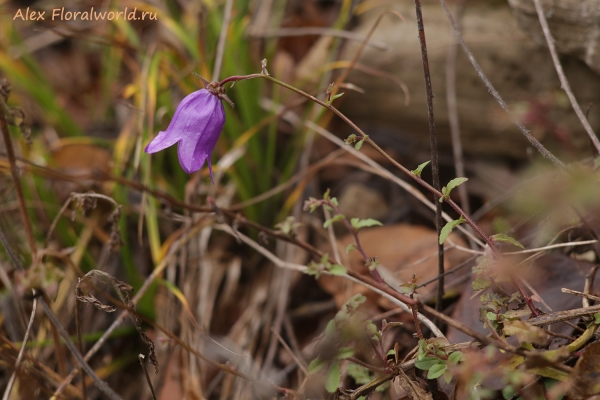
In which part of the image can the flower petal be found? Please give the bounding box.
[145,129,180,154]
[145,89,215,154]
[177,95,225,174]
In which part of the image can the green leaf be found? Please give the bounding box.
[355,136,368,151]
[491,233,524,249]
[328,264,347,276]
[336,347,355,359]
[486,312,497,321]
[502,385,516,399]
[443,369,453,384]
[325,319,336,339]
[415,356,442,370]
[344,134,357,145]
[440,177,468,201]
[327,92,344,105]
[439,215,466,244]
[367,258,379,271]
[350,218,383,231]
[594,313,600,325]
[308,357,326,374]
[323,214,345,228]
[472,276,490,291]
[427,363,447,380]
[344,294,366,312]
[412,160,431,177]
[346,363,372,385]
[325,360,341,393]
[366,321,380,339]
[345,243,356,254]
[448,351,464,365]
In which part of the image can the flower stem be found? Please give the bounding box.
[220,72,539,316]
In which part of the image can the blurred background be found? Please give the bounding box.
[1,0,600,398]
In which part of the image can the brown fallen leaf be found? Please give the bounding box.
[502,320,549,346]
[319,224,471,309]
[569,341,600,399]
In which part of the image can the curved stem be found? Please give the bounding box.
[219,71,540,315]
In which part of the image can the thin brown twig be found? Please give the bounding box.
[2,297,37,400]
[38,293,123,400]
[531,0,600,155]
[75,300,87,400]
[0,335,84,398]
[421,303,572,373]
[50,217,216,399]
[584,265,599,308]
[437,0,565,168]
[270,328,308,376]
[332,10,406,96]
[445,0,474,249]
[212,0,235,81]
[0,88,37,256]
[412,0,445,316]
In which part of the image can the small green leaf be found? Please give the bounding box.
[336,347,355,359]
[308,357,325,374]
[350,218,383,231]
[344,294,366,312]
[412,160,431,177]
[427,363,447,380]
[594,313,600,325]
[472,276,490,291]
[328,264,347,276]
[415,356,442,370]
[502,386,516,399]
[345,243,356,254]
[325,360,341,393]
[486,312,497,321]
[491,233,524,249]
[367,258,379,271]
[344,134,357,145]
[439,215,466,244]
[440,177,468,201]
[443,369,453,384]
[355,136,368,151]
[325,319,336,339]
[323,214,345,228]
[448,351,464,364]
[366,321,380,339]
[346,363,372,385]
[327,92,344,105]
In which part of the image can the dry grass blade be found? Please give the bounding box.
[76,270,159,374]
[2,297,37,400]
[531,0,600,155]
[437,0,565,168]
[38,294,123,400]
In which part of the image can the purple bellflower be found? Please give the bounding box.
[145,80,232,183]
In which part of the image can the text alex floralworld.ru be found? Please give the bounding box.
[13,7,157,21]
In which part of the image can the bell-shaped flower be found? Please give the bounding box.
[145,87,226,182]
